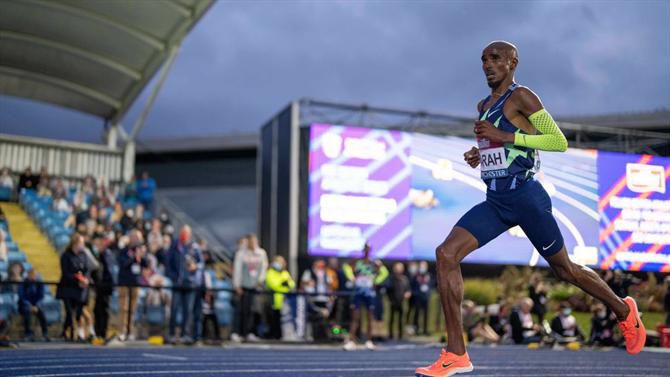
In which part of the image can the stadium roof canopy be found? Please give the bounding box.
[0,0,213,122]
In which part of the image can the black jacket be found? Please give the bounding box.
[95,248,117,295]
[56,248,90,303]
[510,309,536,344]
[388,274,410,306]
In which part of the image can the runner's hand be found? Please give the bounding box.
[463,147,480,168]
[474,120,514,144]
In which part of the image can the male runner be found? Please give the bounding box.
[415,41,646,377]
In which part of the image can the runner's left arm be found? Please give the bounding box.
[512,88,568,152]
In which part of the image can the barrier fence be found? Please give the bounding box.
[0,280,356,343]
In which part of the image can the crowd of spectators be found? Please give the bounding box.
[1,166,669,350]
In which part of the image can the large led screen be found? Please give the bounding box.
[307,123,670,271]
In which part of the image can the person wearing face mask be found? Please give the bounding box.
[56,233,91,341]
[588,303,616,347]
[166,225,204,345]
[265,256,295,339]
[550,302,583,342]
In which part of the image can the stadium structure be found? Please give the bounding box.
[0,1,668,275]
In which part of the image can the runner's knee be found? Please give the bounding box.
[435,241,462,269]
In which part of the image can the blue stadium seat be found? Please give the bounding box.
[0,187,11,201]
[6,241,18,252]
[0,293,17,315]
[38,298,62,325]
[8,251,26,263]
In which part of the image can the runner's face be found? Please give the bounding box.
[481,46,515,88]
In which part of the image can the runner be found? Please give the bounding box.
[416,41,646,377]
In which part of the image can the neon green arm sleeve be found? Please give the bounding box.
[374,265,389,285]
[343,263,354,281]
[513,109,568,152]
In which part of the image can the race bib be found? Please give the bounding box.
[479,147,509,179]
[131,264,141,275]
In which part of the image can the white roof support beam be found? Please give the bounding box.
[128,44,181,142]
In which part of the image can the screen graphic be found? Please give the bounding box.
[307,124,412,259]
[306,124,670,271]
[597,152,670,272]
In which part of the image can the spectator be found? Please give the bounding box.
[2,262,24,294]
[588,303,616,347]
[410,261,432,336]
[266,256,295,339]
[56,233,90,341]
[201,251,220,342]
[302,274,332,341]
[37,177,51,198]
[124,174,138,201]
[18,167,37,192]
[301,259,333,312]
[664,277,670,326]
[92,234,116,340]
[550,302,584,341]
[510,297,542,344]
[462,300,500,344]
[0,167,13,191]
[137,172,156,213]
[604,270,640,298]
[529,272,548,323]
[166,225,204,345]
[0,229,7,263]
[18,268,49,341]
[231,234,268,342]
[52,194,71,215]
[489,302,511,340]
[159,210,172,228]
[387,262,411,339]
[145,219,163,269]
[116,229,148,341]
[343,243,388,351]
[326,257,348,331]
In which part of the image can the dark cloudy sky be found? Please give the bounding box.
[1,0,669,143]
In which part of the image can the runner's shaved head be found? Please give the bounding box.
[483,40,518,59]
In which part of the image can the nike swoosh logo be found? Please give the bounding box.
[542,240,556,251]
[488,108,500,117]
[442,361,455,368]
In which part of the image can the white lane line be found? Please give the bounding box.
[141,353,187,361]
[15,369,667,377]
[12,367,411,377]
[10,363,668,373]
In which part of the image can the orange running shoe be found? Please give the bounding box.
[618,296,646,355]
[415,349,473,377]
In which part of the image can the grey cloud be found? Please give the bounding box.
[0,0,668,142]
